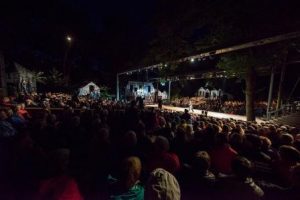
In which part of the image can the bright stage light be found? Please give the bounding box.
[66,36,72,42]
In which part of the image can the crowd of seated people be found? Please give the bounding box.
[1,93,275,117]
[1,93,300,200]
[171,97,275,116]
[1,92,127,111]
[220,101,270,116]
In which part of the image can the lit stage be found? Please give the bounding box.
[145,104,263,123]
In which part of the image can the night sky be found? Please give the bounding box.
[1,0,300,88]
[0,0,155,77]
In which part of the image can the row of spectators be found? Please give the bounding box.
[0,94,300,199]
[171,97,279,116]
[1,92,125,110]
[0,93,283,117]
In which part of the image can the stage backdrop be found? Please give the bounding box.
[79,81,100,96]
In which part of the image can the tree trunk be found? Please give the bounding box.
[245,65,255,121]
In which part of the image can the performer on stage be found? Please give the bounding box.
[188,100,194,112]
[154,89,158,103]
[20,79,28,94]
[136,96,144,110]
[27,80,33,94]
[158,97,162,110]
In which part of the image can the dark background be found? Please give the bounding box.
[0,0,300,96]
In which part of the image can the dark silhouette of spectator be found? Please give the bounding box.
[218,156,264,200]
[108,156,144,200]
[148,136,180,174]
[274,145,300,187]
[35,148,83,200]
[181,109,191,121]
[180,151,216,200]
[210,133,238,174]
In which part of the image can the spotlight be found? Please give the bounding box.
[66,35,72,42]
[190,58,195,62]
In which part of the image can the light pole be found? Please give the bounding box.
[63,35,72,86]
[267,66,275,120]
[116,73,120,101]
[168,80,171,102]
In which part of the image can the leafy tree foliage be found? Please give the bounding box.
[142,0,300,121]
[217,52,262,121]
[47,68,64,86]
[32,71,47,85]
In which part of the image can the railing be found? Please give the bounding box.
[266,106,285,120]
[266,103,300,120]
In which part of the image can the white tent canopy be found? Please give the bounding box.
[79,82,100,96]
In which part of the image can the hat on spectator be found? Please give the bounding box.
[145,168,180,200]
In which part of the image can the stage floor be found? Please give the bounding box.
[145,104,263,123]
